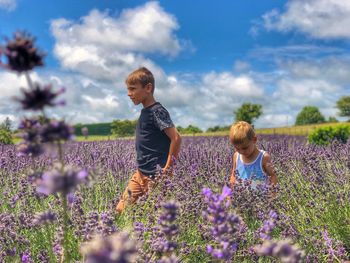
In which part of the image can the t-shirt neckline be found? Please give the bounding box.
[142,101,159,111]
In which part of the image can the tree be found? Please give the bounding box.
[0,117,13,144]
[295,106,325,126]
[234,103,262,124]
[0,117,12,131]
[177,125,202,134]
[327,116,338,123]
[336,96,350,120]
[111,119,137,137]
[186,125,202,134]
[206,125,230,132]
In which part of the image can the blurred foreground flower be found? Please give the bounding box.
[32,211,57,226]
[81,231,138,263]
[14,83,65,111]
[254,239,304,263]
[202,185,246,260]
[17,118,43,157]
[1,31,44,72]
[36,165,88,195]
[40,119,74,143]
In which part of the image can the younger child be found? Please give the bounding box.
[116,67,181,213]
[229,121,277,191]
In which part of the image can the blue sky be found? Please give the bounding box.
[1,0,349,129]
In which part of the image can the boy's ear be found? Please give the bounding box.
[145,83,153,93]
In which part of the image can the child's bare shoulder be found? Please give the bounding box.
[262,151,273,167]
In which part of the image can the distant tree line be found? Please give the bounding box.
[74,123,113,136]
[70,95,350,138]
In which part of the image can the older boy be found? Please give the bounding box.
[116,67,181,213]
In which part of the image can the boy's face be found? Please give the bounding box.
[233,137,257,157]
[126,82,152,105]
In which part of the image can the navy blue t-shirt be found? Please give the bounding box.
[136,102,174,176]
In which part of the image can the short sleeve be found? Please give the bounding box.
[153,107,174,131]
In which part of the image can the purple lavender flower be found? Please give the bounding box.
[82,127,89,138]
[32,211,57,225]
[322,230,347,260]
[1,31,45,72]
[202,185,246,261]
[254,239,304,263]
[14,83,65,111]
[21,250,34,263]
[40,120,74,143]
[157,254,180,263]
[36,165,88,195]
[81,231,138,263]
[159,201,179,237]
[258,210,277,240]
[16,118,43,157]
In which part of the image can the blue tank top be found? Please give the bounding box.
[235,150,267,186]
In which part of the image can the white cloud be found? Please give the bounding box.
[51,2,183,80]
[262,0,350,39]
[202,72,263,98]
[273,78,339,107]
[0,72,41,98]
[0,0,16,11]
[234,60,250,72]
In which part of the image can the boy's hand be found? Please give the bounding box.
[161,166,173,177]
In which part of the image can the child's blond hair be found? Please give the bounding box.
[229,121,256,145]
[125,67,155,92]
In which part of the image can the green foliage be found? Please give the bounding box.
[74,122,113,136]
[0,118,13,145]
[295,106,326,126]
[177,125,202,134]
[206,125,230,132]
[234,103,262,124]
[308,125,350,145]
[336,96,350,118]
[327,116,338,123]
[111,119,137,137]
[0,117,12,131]
[0,128,13,145]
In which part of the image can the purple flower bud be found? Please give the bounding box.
[81,231,138,263]
[33,211,57,225]
[40,120,74,143]
[14,83,64,111]
[1,31,45,72]
[254,239,304,263]
[36,165,88,195]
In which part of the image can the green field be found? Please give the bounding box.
[11,122,349,143]
[76,122,350,140]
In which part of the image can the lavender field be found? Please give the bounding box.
[0,135,349,262]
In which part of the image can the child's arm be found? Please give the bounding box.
[163,127,182,173]
[230,152,237,187]
[262,152,278,196]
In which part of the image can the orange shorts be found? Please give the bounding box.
[116,170,156,213]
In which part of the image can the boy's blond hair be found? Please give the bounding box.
[125,67,155,92]
[229,121,256,145]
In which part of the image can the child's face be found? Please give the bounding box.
[126,82,152,105]
[233,138,257,157]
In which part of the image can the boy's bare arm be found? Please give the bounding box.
[230,152,237,186]
[262,153,277,186]
[163,127,182,172]
[262,153,278,199]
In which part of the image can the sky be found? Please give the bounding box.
[0,0,349,130]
